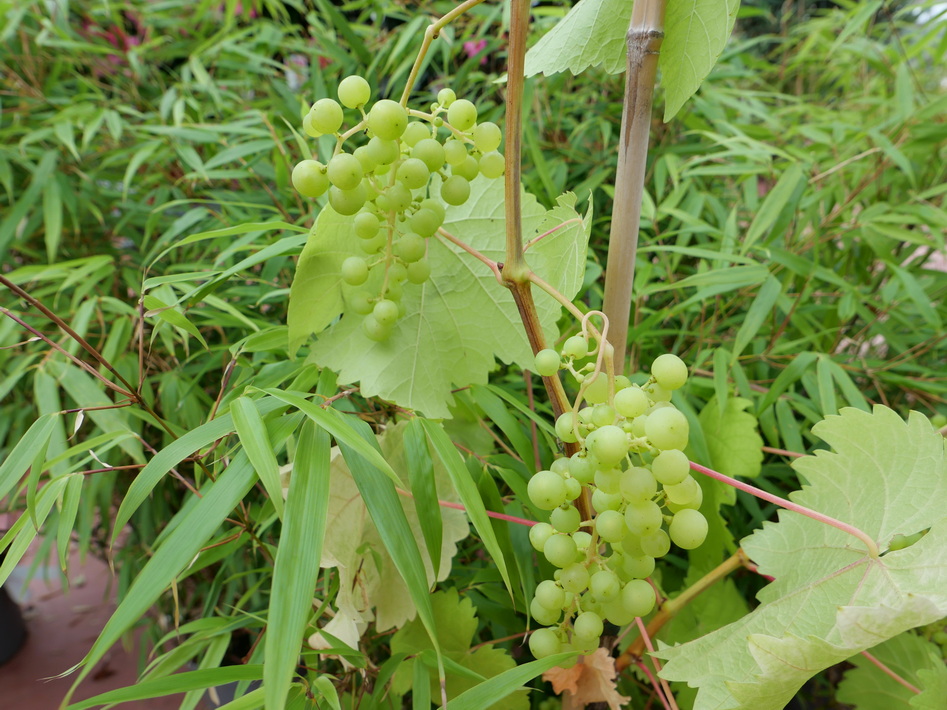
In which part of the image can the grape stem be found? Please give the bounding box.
[634,616,679,710]
[523,218,583,251]
[434,227,503,282]
[860,651,921,694]
[689,460,881,558]
[394,486,537,526]
[634,660,674,710]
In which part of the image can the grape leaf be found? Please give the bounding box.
[657,406,947,710]
[390,589,528,710]
[295,178,590,417]
[837,632,947,710]
[543,648,629,710]
[698,396,764,482]
[307,422,469,652]
[523,0,740,122]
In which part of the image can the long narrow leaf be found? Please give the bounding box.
[0,413,56,501]
[232,397,284,520]
[404,419,443,578]
[438,653,576,710]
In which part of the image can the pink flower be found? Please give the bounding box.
[463,39,488,66]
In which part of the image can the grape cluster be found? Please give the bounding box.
[526,346,708,659]
[291,77,504,341]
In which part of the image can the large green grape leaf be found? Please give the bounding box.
[657,406,947,710]
[524,0,741,122]
[837,632,947,710]
[293,178,590,417]
[698,396,764,484]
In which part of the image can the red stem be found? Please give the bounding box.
[634,617,678,710]
[395,487,536,526]
[860,651,921,694]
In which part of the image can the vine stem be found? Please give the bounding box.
[634,616,678,710]
[502,0,531,279]
[860,651,921,694]
[601,0,666,372]
[635,661,673,710]
[394,487,536,527]
[435,227,503,282]
[689,461,881,558]
[398,0,488,105]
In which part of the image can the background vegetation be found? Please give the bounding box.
[1,0,945,707]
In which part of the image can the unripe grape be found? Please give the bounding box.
[559,562,590,593]
[646,382,673,403]
[354,214,380,241]
[563,476,581,502]
[593,468,621,495]
[419,198,445,224]
[551,458,571,476]
[645,407,689,451]
[373,299,399,326]
[640,529,671,558]
[530,597,561,626]
[666,484,703,512]
[535,580,565,611]
[528,470,567,511]
[411,138,446,172]
[309,98,344,134]
[590,569,621,603]
[386,183,412,212]
[447,98,478,131]
[472,121,502,152]
[327,153,363,190]
[394,233,425,263]
[595,509,626,543]
[452,154,480,181]
[529,628,561,659]
[621,579,656,617]
[337,75,371,108]
[407,259,431,284]
[562,335,589,359]
[620,466,657,502]
[362,314,391,342]
[543,533,578,568]
[591,405,616,428]
[615,375,632,390]
[573,611,604,641]
[555,412,579,443]
[529,522,554,552]
[479,151,504,179]
[664,475,701,506]
[401,121,429,147]
[569,453,594,483]
[603,598,637,626]
[292,160,329,198]
[349,291,374,315]
[366,136,399,165]
[302,112,321,138]
[582,373,609,404]
[436,87,457,107]
[328,184,367,215]
[591,488,622,512]
[440,175,470,206]
[621,534,645,557]
[585,425,629,467]
[534,348,561,377]
[396,158,430,190]
[669,509,708,549]
[630,415,648,437]
[625,501,663,537]
[622,554,655,580]
[353,146,377,172]
[409,208,442,237]
[367,99,408,140]
[651,353,688,390]
[389,262,408,283]
[614,386,649,419]
[443,139,468,165]
[340,256,369,286]
[551,505,581,534]
[652,449,690,485]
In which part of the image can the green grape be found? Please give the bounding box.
[664,475,700,506]
[559,562,590,594]
[396,157,430,190]
[555,412,578,443]
[440,175,470,206]
[419,197,445,222]
[388,262,408,283]
[591,404,616,428]
[362,314,391,342]
[529,628,562,659]
[401,121,429,147]
[573,531,593,554]
[302,112,321,138]
[622,554,655,580]
[646,381,673,403]
[373,299,399,326]
[447,98,478,131]
[395,233,425,263]
[551,505,581,534]
[651,449,690,485]
[622,579,656,617]
[615,375,631,390]
[386,183,413,211]
[563,477,581,502]
[436,87,457,107]
[337,75,371,108]
[384,281,403,303]
[603,598,637,626]
[340,256,369,286]
[573,611,604,641]
[291,160,329,198]
[309,98,344,134]
[624,500,663,537]
[530,597,561,626]
[366,136,399,165]
[529,522,554,552]
[528,470,567,511]
[666,484,703,512]
[645,407,689,451]
[614,386,649,419]
[535,579,566,612]
[569,453,594,483]
[640,529,671,558]
[595,509,626,543]
[326,153,363,190]
[406,259,431,284]
[443,139,468,165]
[621,534,645,557]
[328,184,367,215]
[591,488,622,512]
[411,138,446,172]
[651,353,688,390]
[534,348,561,377]
[359,233,386,255]
[349,291,374,316]
[452,154,480,181]
[472,121,502,152]
[669,509,708,549]
[551,458,571,476]
[544,534,578,568]
[583,373,609,404]
[353,146,377,172]
[562,335,589,359]
[590,569,621,603]
[933,631,947,646]
[478,151,505,179]
[409,208,442,237]
[367,99,407,140]
[585,425,629,467]
[594,468,621,495]
[620,466,657,502]
[354,212,380,239]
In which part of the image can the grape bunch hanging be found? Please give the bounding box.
[526,335,709,659]
[292,76,505,342]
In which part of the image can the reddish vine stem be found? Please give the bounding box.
[394,486,536,527]
[689,460,881,557]
[859,651,921,693]
[634,616,678,710]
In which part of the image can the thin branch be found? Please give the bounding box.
[634,616,678,710]
[524,218,582,251]
[436,227,503,282]
[860,651,921,694]
[394,486,536,527]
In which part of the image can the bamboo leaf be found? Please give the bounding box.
[232,397,284,520]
